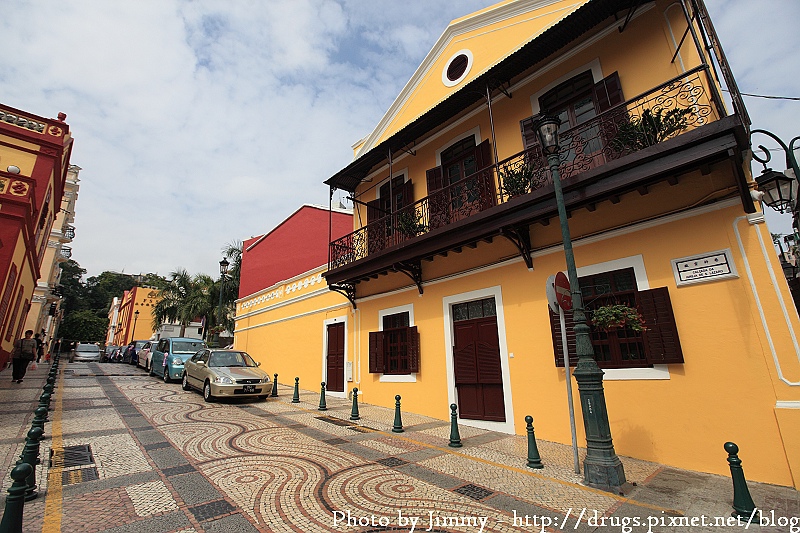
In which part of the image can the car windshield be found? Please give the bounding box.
[135,341,148,349]
[77,344,99,352]
[208,351,257,368]
[172,341,206,353]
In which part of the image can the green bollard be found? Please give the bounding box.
[724,442,757,518]
[271,374,278,397]
[16,427,43,501]
[448,404,462,448]
[350,388,360,420]
[392,395,404,433]
[0,463,32,533]
[31,407,47,435]
[525,416,544,469]
[318,382,327,411]
[291,377,300,403]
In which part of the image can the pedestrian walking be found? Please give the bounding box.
[34,332,45,363]
[11,330,37,383]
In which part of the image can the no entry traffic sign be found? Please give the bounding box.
[554,271,572,311]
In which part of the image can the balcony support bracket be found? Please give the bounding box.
[501,226,533,270]
[393,261,423,295]
[330,282,357,310]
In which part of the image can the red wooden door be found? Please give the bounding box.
[326,323,345,392]
[452,316,505,422]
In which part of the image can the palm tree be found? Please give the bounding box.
[152,270,215,338]
[219,241,242,334]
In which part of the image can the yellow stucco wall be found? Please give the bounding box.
[235,267,351,392]
[347,204,799,487]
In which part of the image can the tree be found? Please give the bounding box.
[85,271,136,316]
[59,309,107,342]
[220,241,242,334]
[58,260,87,315]
[152,270,215,337]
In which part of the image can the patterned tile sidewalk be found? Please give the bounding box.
[0,357,797,532]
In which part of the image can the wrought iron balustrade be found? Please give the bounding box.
[59,246,72,260]
[63,226,75,240]
[330,66,722,271]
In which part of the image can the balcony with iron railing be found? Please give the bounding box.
[328,66,747,277]
[58,246,72,261]
[63,225,75,240]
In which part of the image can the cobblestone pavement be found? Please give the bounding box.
[1,357,798,532]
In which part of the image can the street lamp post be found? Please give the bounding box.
[751,129,800,223]
[535,115,627,491]
[217,257,230,348]
[132,310,139,341]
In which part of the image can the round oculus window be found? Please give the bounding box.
[442,49,473,87]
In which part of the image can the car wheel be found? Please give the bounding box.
[149,365,155,377]
[182,373,191,391]
[203,381,214,402]
[163,369,171,383]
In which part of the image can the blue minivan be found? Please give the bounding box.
[149,337,207,383]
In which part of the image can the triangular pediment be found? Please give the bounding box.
[354,0,590,159]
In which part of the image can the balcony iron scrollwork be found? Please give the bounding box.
[63,226,75,240]
[59,246,72,260]
[330,66,721,273]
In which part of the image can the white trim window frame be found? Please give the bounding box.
[377,303,417,383]
[442,286,515,434]
[322,315,349,398]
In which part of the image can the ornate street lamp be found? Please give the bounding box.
[751,129,800,215]
[217,257,230,347]
[132,310,139,340]
[535,115,627,491]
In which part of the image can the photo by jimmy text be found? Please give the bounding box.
[332,510,490,532]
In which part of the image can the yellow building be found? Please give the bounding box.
[315,0,800,489]
[0,104,73,369]
[112,286,161,346]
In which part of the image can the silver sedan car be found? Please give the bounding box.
[182,349,272,402]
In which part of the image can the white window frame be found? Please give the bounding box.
[377,303,416,383]
[322,315,349,398]
[442,286,515,434]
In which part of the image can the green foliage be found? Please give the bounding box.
[590,304,645,332]
[152,269,215,337]
[59,309,108,342]
[220,241,242,334]
[397,211,425,238]
[611,107,692,152]
[499,162,536,198]
[85,271,137,313]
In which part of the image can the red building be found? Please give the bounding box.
[0,105,73,369]
[240,205,352,298]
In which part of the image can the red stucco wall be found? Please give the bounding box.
[239,206,352,298]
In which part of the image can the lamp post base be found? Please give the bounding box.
[584,459,632,494]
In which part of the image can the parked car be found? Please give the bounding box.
[136,341,157,370]
[102,345,119,363]
[70,343,101,363]
[121,340,149,364]
[182,349,272,402]
[150,337,207,383]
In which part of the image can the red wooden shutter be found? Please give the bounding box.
[0,264,18,333]
[549,307,578,367]
[592,72,624,113]
[475,139,492,170]
[407,326,420,373]
[366,199,382,222]
[368,331,385,373]
[5,289,24,342]
[401,179,414,209]
[637,287,684,364]
[426,166,444,193]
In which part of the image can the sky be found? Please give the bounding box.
[2,0,798,279]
